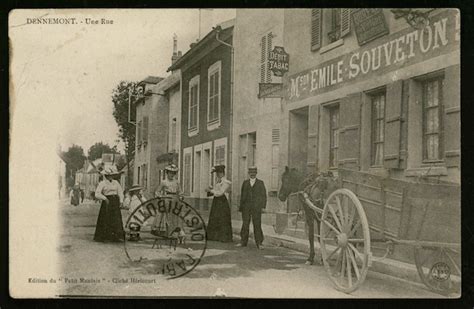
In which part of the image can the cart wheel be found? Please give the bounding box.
[414,246,461,295]
[319,188,371,293]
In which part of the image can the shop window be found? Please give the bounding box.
[329,105,340,168]
[371,92,386,166]
[422,78,444,162]
[207,61,221,128]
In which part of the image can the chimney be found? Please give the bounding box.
[171,33,179,65]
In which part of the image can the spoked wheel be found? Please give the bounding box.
[319,189,371,293]
[414,246,461,295]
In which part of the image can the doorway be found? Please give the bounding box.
[289,107,309,175]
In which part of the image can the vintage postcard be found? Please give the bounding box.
[9,8,460,298]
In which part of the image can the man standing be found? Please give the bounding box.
[237,166,267,249]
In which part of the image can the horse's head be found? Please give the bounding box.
[278,166,303,202]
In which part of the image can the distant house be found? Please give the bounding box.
[75,153,125,199]
[133,35,183,199]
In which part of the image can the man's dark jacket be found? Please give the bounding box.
[239,179,267,212]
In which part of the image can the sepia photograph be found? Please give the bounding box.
[8,8,460,298]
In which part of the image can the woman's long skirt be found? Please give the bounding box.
[94,195,125,242]
[151,195,183,236]
[206,195,233,242]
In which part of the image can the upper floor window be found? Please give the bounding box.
[137,120,142,147]
[423,77,444,162]
[207,61,221,129]
[311,9,351,51]
[188,75,200,134]
[170,118,177,152]
[371,92,386,166]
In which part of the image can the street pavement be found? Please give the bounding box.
[57,200,442,298]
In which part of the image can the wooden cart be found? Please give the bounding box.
[301,168,460,294]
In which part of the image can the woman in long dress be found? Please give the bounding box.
[153,164,184,237]
[205,165,233,242]
[93,165,125,242]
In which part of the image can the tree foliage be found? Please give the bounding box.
[111,81,138,187]
[61,144,86,186]
[88,142,118,161]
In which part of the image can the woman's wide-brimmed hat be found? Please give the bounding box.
[101,165,121,176]
[164,164,179,173]
[211,165,226,174]
[128,184,142,192]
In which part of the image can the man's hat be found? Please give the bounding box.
[164,164,179,173]
[248,166,258,172]
[101,165,121,176]
[128,184,142,192]
[211,165,226,173]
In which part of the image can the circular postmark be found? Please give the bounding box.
[124,196,207,279]
[430,262,451,282]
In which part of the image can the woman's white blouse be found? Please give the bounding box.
[95,179,124,203]
[211,178,231,197]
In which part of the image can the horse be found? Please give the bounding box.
[278,166,339,265]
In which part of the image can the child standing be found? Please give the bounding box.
[123,184,146,241]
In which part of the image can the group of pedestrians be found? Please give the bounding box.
[69,184,84,206]
[91,163,268,250]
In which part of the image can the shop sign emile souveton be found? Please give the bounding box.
[287,10,460,102]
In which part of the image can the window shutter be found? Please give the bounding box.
[339,93,361,170]
[307,104,320,172]
[443,65,460,167]
[260,35,267,83]
[384,80,403,169]
[340,9,351,37]
[266,33,273,82]
[143,116,149,143]
[137,121,142,144]
[311,9,322,51]
[399,80,410,170]
[272,128,280,143]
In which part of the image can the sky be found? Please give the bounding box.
[9,9,236,154]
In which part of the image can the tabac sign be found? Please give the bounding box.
[268,46,290,77]
[287,10,459,103]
